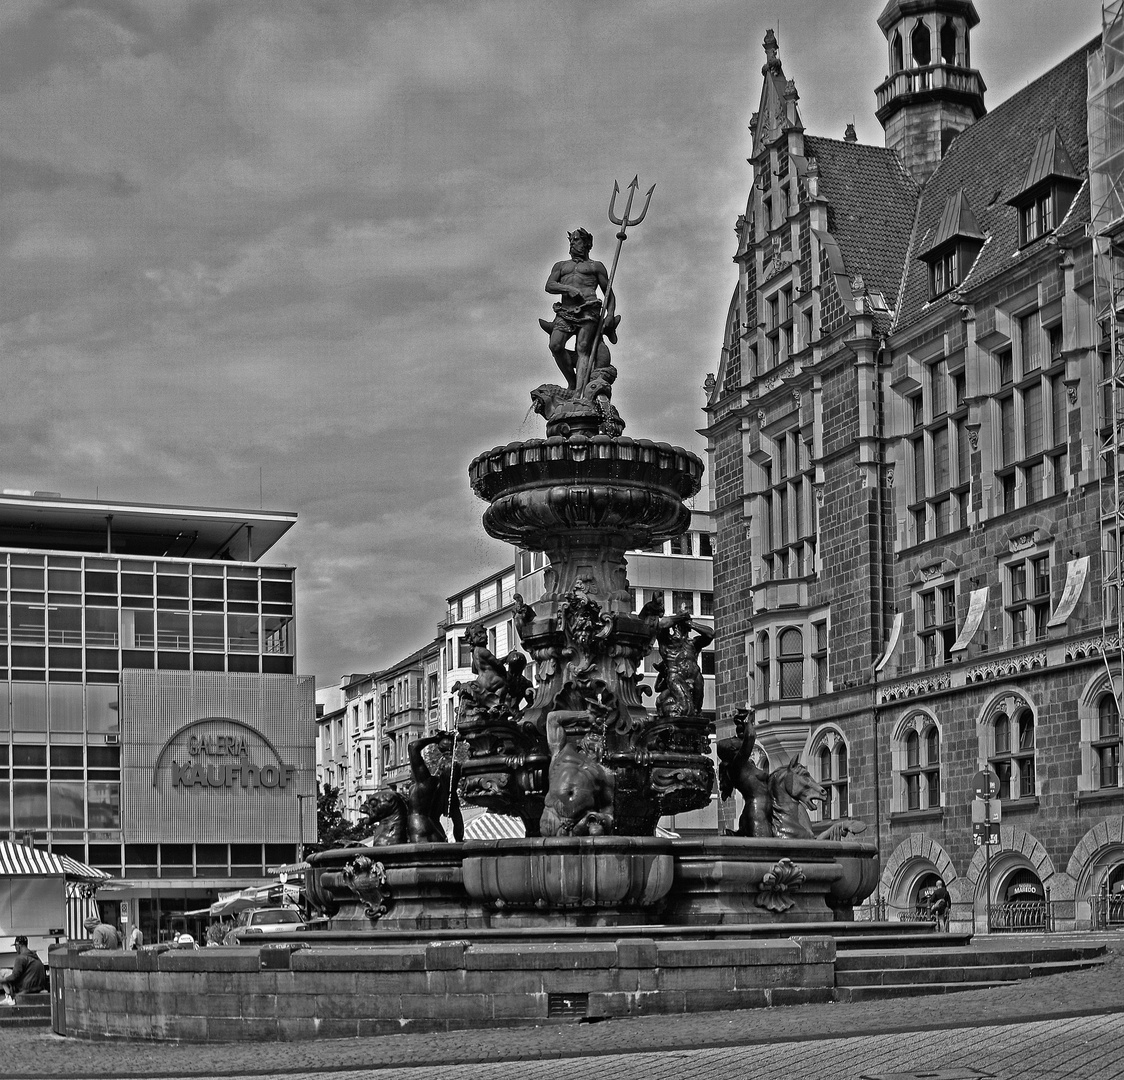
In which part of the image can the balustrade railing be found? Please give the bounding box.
[987,900,1055,932]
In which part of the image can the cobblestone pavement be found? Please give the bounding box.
[11,933,1124,1080]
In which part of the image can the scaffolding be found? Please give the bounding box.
[1091,2,1124,738]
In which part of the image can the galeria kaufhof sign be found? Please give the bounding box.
[152,717,296,791]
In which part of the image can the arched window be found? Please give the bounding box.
[778,627,803,699]
[811,729,849,821]
[901,722,940,811]
[1095,694,1122,788]
[755,631,771,702]
[940,18,957,64]
[911,20,931,66]
[990,706,1036,799]
[891,30,904,73]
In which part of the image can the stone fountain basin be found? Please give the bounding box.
[306,835,879,931]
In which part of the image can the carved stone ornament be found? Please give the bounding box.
[920,562,946,581]
[1066,384,1078,405]
[757,410,767,424]
[755,857,806,912]
[342,855,390,921]
[966,652,1047,684]
[967,425,980,451]
[1008,531,1038,554]
[886,467,895,487]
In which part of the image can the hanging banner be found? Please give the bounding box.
[951,587,989,652]
[874,612,904,673]
[1047,556,1089,627]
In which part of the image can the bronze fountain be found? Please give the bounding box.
[305,183,877,928]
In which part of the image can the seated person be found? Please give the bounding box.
[1,936,47,1004]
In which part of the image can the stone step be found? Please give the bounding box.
[835,944,1106,970]
[834,979,1006,1003]
[0,1001,51,1028]
[835,957,1106,988]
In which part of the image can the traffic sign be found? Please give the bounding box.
[972,769,1000,799]
[973,822,1000,846]
[971,799,1002,824]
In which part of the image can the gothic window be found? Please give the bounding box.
[755,632,770,703]
[989,704,1036,800]
[911,20,931,67]
[917,581,956,669]
[897,716,941,812]
[778,628,804,699]
[907,356,968,544]
[994,319,1067,511]
[1095,694,1122,789]
[940,17,957,64]
[812,729,849,822]
[1006,551,1051,648]
[812,619,828,694]
[764,429,815,580]
[891,30,904,73]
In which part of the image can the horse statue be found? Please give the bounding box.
[718,712,866,841]
[355,789,409,846]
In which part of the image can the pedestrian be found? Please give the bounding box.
[83,915,121,949]
[0,936,48,1004]
[929,878,951,932]
[127,924,143,951]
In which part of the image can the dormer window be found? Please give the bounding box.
[920,189,984,301]
[1008,128,1080,249]
[930,250,958,297]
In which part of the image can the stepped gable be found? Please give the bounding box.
[803,134,918,317]
[895,38,1098,331]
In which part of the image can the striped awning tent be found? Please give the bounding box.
[462,814,678,841]
[65,881,103,942]
[0,841,109,883]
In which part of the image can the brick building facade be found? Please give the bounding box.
[704,1,1124,929]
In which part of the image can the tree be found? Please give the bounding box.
[311,783,360,852]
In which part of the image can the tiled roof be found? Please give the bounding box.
[895,38,1097,332]
[804,135,919,307]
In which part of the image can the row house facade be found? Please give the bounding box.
[705,2,1124,928]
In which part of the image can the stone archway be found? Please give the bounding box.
[965,824,1075,931]
[880,833,957,922]
[1066,816,1124,929]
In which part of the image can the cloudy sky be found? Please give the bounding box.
[0,0,1103,687]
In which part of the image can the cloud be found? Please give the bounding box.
[0,0,1103,683]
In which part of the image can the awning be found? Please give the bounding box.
[266,861,310,876]
[464,813,525,841]
[463,814,678,841]
[0,841,109,883]
[209,882,300,919]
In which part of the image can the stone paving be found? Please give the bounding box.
[10,933,1124,1080]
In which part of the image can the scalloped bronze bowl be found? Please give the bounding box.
[469,436,704,547]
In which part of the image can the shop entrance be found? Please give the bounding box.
[992,867,1048,931]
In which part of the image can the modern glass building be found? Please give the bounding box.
[0,492,315,943]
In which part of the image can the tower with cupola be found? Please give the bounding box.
[875,1,986,184]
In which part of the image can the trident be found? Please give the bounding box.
[579,176,655,394]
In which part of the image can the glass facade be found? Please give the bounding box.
[0,550,296,873]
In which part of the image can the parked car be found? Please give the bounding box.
[224,907,307,943]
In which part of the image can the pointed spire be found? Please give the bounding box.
[762,28,781,74]
[844,122,858,143]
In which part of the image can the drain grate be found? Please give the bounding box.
[546,992,589,1018]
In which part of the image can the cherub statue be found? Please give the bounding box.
[453,621,508,708]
